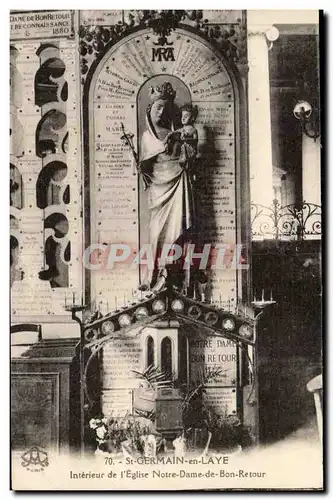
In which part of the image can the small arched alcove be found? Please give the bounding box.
[10,234,23,287]
[39,212,70,288]
[36,110,67,158]
[36,161,69,209]
[35,58,68,107]
[10,163,23,209]
[137,75,191,249]
[10,114,24,158]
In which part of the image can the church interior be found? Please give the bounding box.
[10,10,322,461]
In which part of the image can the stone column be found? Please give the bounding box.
[247,24,279,209]
[302,133,321,206]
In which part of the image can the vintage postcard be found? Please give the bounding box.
[10,9,323,490]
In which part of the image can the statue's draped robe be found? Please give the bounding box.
[140,117,195,282]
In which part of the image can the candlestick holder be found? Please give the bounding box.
[251,299,276,310]
[64,304,87,314]
[252,288,276,310]
[63,299,91,456]
[251,297,276,309]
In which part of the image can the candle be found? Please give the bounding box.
[219,294,222,307]
[261,288,264,302]
[72,292,75,305]
[173,435,186,458]
[270,288,273,302]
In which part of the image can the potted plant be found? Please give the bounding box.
[180,367,249,454]
[132,365,174,420]
[89,365,247,457]
[199,407,244,453]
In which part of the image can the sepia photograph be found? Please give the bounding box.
[9,8,323,491]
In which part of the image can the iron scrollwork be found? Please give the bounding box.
[251,200,322,241]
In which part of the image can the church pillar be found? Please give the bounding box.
[302,133,321,206]
[247,23,279,209]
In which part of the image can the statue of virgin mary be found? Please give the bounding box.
[139,82,195,290]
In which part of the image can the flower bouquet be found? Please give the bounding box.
[89,415,166,457]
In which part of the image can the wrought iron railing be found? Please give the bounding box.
[251,200,322,241]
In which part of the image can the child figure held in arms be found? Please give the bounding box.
[165,103,198,172]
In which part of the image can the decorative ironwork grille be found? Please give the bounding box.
[251,200,321,241]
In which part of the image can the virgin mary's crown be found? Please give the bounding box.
[149,81,176,102]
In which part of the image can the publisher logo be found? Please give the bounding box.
[21,446,49,472]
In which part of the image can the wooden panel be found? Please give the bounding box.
[11,372,60,452]
[155,395,183,432]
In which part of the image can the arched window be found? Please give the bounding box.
[147,336,154,367]
[161,337,172,376]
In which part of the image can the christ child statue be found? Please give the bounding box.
[163,103,198,170]
[178,104,198,168]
